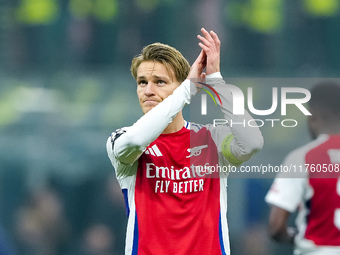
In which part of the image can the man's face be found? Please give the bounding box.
[136,60,180,114]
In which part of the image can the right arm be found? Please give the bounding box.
[265,151,308,244]
[268,205,297,243]
[107,79,196,165]
[265,176,304,244]
[107,50,207,171]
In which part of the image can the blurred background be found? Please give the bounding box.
[0,0,340,254]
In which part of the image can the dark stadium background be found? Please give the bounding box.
[0,0,340,254]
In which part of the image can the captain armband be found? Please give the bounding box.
[221,134,244,166]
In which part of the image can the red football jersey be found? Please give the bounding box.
[111,125,230,255]
[266,135,340,254]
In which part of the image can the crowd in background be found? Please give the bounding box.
[1,0,340,254]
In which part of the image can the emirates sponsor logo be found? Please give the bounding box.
[146,163,212,180]
[145,163,225,193]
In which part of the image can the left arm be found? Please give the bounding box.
[198,28,264,165]
[207,73,264,164]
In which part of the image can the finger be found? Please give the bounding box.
[210,30,221,49]
[198,42,210,53]
[197,35,212,49]
[202,50,207,66]
[192,50,202,65]
[201,49,207,58]
[198,72,206,85]
[198,49,207,65]
[201,27,213,43]
[195,49,206,65]
[199,49,206,60]
[209,31,220,45]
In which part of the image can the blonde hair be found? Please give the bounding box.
[131,43,190,83]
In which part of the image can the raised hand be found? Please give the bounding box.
[197,28,220,75]
[187,49,207,80]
